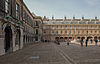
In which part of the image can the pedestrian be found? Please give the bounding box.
[80,37,84,47]
[85,38,88,47]
[94,38,98,46]
[67,39,70,45]
[90,39,93,44]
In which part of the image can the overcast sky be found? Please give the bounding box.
[24,0,100,19]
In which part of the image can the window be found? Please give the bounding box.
[69,25,71,29]
[23,10,25,18]
[95,31,97,33]
[78,31,80,34]
[0,0,3,10]
[5,0,9,13]
[44,30,46,33]
[35,29,38,35]
[91,25,92,28]
[57,25,58,28]
[65,25,67,29]
[35,21,39,26]
[95,26,97,28]
[91,31,92,33]
[87,31,88,34]
[69,31,71,34]
[56,31,58,34]
[16,3,20,20]
[61,31,63,34]
[65,31,67,34]
[61,25,62,28]
[82,30,84,33]
[52,31,54,33]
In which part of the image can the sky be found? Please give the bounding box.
[24,0,100,19]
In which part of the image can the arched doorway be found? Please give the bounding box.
[87,36,92,39]
[77,37,80,39]
[55,37,59,40]
[60,37,64,42]
[4,26,12,52]
[69,37,72,39]
[65,37,67,39]
[81,37,85,39]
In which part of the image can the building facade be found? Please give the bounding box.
[42,16,100,42]
[0,0,24,55]
[33,16,42,42]
[22,2,35,45]
[0,0,41,55]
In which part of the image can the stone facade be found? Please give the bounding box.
[0,0,24,55]
[33,16,42,42]
[0,0,42,56]
[43,16,100,42]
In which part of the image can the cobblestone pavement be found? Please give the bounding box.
[0,43,71,64]
[57,42,100,64]
[0,42,100,64]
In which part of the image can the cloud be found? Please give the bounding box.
[85,0,100,5]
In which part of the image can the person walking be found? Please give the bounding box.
[80,37,84,47]
[94,38,98,46]
[67,38,70,45]
[85,38,88,47]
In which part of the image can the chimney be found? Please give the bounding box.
[95,16,97,20]
[82,16,84,20]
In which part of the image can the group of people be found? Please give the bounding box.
[80,38,99,47]
[55,38,99,47]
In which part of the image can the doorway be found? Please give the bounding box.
[4,26,12,52]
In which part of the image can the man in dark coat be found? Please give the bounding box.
[85,38,88,47]
[94,38,98,46]
[80,38,84,47]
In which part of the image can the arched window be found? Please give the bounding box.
[5,0,9,13]
[35,21,39,26]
